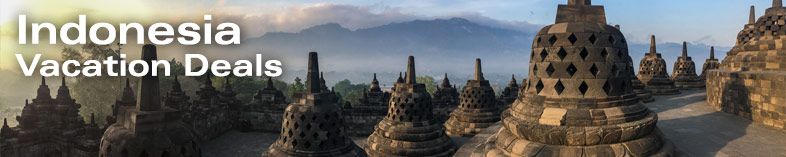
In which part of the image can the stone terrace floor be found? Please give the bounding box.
[648,90,786,157]
[203,90,786,157]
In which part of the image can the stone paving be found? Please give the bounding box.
[648,90,786,157]
[202,90,786,157]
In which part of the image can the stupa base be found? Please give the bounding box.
[470,128,675,157]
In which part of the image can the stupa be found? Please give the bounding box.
[263,52,365,156]
[444,59,501,137]
[707,1,786,130]
[432,73,460,122]
[240,77,288,132]
[617,25,655,103]
[344,73,390,136]
[164,75,190,111]
[185,74,234,141]
[364,56,456,156]
[471,0,675,156]
[498,74,519,110]
[700,47,720,81]
[0,77,102,157]
[671,42,705,89]
[99,44,200,157]
[638,35,681,95]
[107,78,136,125]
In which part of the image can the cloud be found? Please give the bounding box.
[205,3,542,38]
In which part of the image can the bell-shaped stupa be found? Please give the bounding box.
[263,52,365,156]
[471,1,675,156]
[671,42,705,89]
[707,1,786,130]
[364,56,456,156]
[444,59,501,137]
[638,35,681,95]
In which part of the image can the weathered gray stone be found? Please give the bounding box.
[470,1,674,156]
[264,52,365,157]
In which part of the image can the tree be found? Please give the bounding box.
[287,77,305,98]
[331,79,369,105]
[417,75,437,94]
[60,42,122,127]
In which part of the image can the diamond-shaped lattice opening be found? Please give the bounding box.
[590,64,599,77]
[532,65,538,75]
[540,49,548,61]
[617,49,624,59]
[531,50,535,58]
[580,48,589,60]
[537,36,542,43]
[306,124,312,130]
[579,82,589,95]
[312,133,319,138]
[603,81,612,95]
[589,34,597,44]
[288,130,293,137]
[535,80,544,94]
[566,63,577,77]
[299,132,306,138]
[568,34,578,45]
[557,48,567,60]
[548,35,558,45]
[292,140,298,147]
[304,141,311,148]
[554,80,565,95]
[300,115,305,121]
[294,123,299,129]
[546,64,555,76]
[601,49,609,58]
[611,65,619,76]
[608,36,616,44]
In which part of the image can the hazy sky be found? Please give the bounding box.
[0,0,775,69]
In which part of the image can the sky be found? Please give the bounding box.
[0,0,776,69]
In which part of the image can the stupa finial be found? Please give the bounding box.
[568,0,591,5]
[750,6,756,24]
[406,56,416,84]
[650,35,657,54]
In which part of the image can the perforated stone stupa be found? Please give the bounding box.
[263,52,365,157]
[498,74,519,110]
[638,35,681,95]
[364,56,456,156]
[707,1,786,130]
[671,42,705,89]
[99,44,201,157]
[444,59,501,137]
[700,47,720,81]
[432,73,460,122]
[471,0,675,156]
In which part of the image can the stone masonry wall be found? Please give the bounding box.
[706,69,786,130]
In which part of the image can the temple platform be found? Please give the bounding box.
[202,90,786,157]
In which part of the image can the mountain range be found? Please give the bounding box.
[201,17,730,87]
